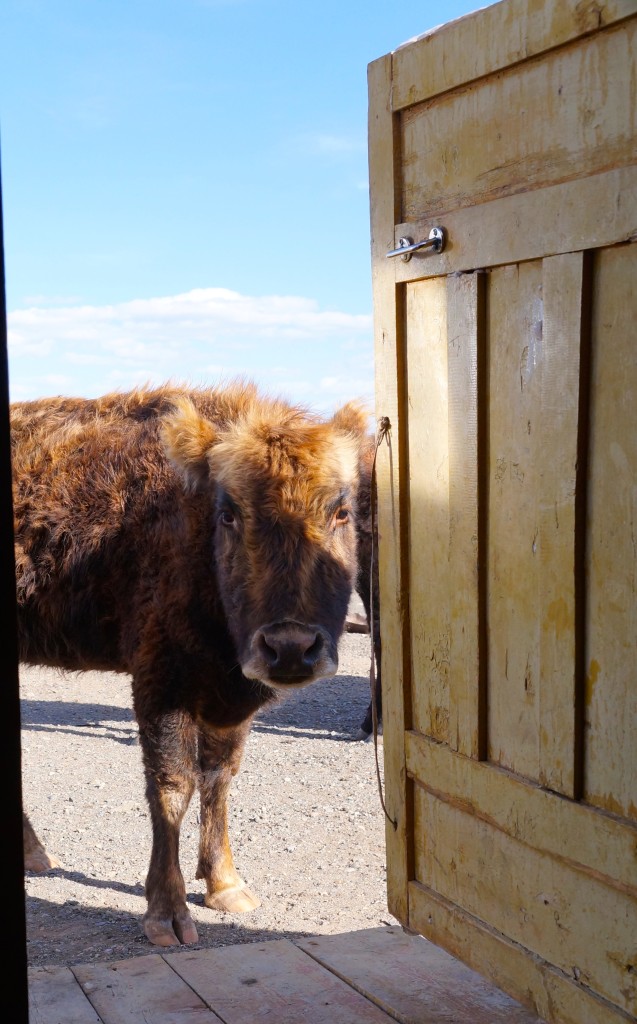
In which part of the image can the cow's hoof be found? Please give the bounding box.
[354,723,382,742]
[24,848,61,873]
[143,912,199,946]
[354,727,372,741]
[205,884,261,914]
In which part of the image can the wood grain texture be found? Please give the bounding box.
[446,272,485,758]
[27,929,553,1024]
[73,954,221,1024]
[412,788,637,1015]
[409,884,634,1024]
[368,52,412,926]
[166,939,395,1024]
[584,243,637,821]
[538,252,585,797]
[406,730,637,896]
[399,19,637,221]
[406,279,450,743]
[28,966,102,1024]
[487,261,543,781]
[298,926,542,1024]
[391,165,637,285]
[391,0,637,111]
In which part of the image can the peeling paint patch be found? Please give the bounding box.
[586,658,601,706]
[546,597,570,638]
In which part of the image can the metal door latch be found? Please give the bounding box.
[386,227,446,261]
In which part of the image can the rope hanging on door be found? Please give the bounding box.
[369,415,397,831]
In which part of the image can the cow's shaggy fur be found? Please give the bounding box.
[12,383,368,946]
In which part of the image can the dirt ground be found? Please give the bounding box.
[20,629,398,968]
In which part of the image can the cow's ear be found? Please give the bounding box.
[330,401,369,439]
[161,397,217,488]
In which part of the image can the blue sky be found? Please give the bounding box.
[3,0,482,412]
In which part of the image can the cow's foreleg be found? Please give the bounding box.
[138,710,199,947]
[22,811,61,872]
[196,721,260,914]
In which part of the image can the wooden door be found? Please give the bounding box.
[368,2,637,1022]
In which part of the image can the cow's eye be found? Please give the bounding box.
[333,507,350,527]
[219,508,236,528]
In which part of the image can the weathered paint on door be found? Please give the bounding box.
[368,2,637,1022]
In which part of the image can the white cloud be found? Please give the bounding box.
[8,286,374,412]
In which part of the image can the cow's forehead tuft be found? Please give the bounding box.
[208,414,359,499]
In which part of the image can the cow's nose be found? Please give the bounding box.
[257,623,324,680]
[242,620,338,686]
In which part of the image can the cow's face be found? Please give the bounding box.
[162,397,368,689]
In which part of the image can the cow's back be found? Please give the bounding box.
[12,388,197,671]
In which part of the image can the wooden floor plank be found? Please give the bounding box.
[29,927,548,1024]
[296,926,544,1024]
[165,937,396,1024]
[28,965,103,1024]
[73,953,223,1024]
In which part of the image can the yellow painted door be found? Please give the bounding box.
[368,3,637,1023]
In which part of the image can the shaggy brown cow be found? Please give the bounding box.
[12,382,368,947]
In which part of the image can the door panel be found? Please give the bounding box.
[392,165,637,284]
[585,244,637,821]
[487,261,544,782]
[406,279,450,743]
[536,252,586,797]
[400,19,637,220]
[446,272,484,758]
[368,3,637,1022]
[413,787,636,1016]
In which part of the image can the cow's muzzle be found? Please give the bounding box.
[241,620,338,688]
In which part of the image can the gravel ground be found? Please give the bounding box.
[20,630,397,968]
